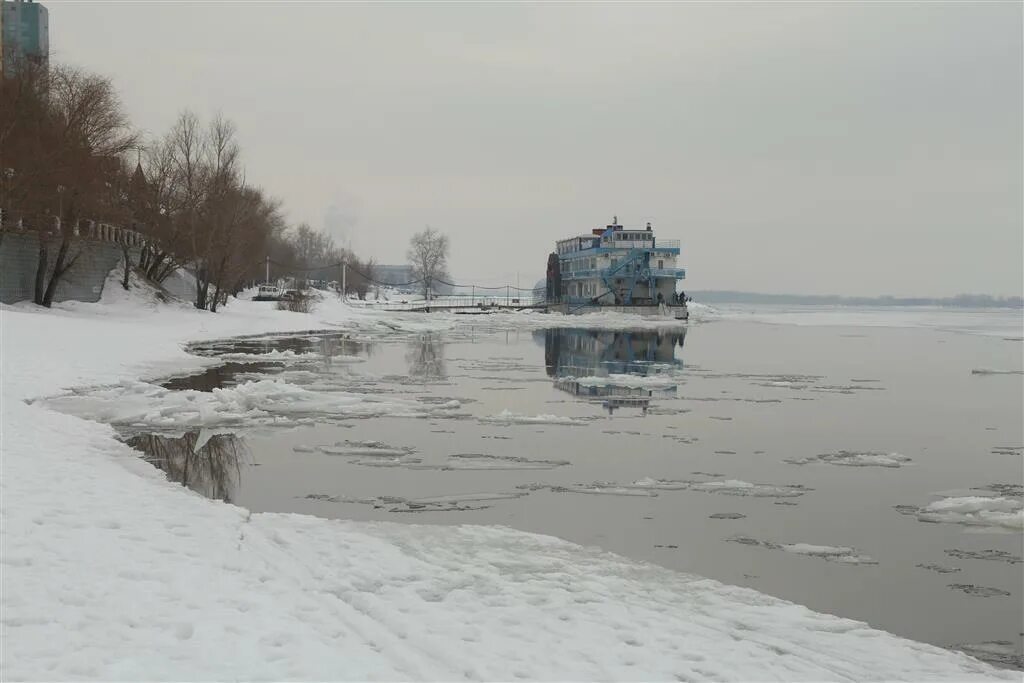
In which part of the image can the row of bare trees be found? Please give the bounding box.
[132,111,289,311]
[0,64,137,306]
[1,61,373,309]
[276,222,377,300]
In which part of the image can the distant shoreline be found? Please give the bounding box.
[689,291,1023,309]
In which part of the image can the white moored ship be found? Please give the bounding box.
[545,217,688,318]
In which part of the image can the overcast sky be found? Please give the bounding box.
[52,2,1021,296]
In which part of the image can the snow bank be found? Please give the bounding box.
[1,284,1014,680]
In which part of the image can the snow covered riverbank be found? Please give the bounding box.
[1,287,1013,680]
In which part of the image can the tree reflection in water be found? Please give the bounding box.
[126,431,247,503]
[406,333,446,382]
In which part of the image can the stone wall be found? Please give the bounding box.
[0,231,142,304]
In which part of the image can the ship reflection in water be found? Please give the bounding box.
[541,328,686,414]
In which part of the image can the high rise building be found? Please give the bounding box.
[1,0,49,79]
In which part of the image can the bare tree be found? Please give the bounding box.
[346,255,375,300]
[407,227,449,300]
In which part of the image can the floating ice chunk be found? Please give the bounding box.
[945,549,1022,564]
[781,543,878,565]
[319,444,414,457]
[948,584,1012,597]
[520,477,809,500]
[517,483,658,497]
[916,563,961,574]
[385,492,528,512]
[971,368,1024,375]
[916,496,1023,531]
[215,350,329,363]
[629,477,693,491]
[442,453,569,470]
[785,451,912,468]
[691,479,810,498]
[730,537,876,565]
[479,410,587,426]
[709,512,746,520]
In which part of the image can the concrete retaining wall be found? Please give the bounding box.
[0,231,142,304]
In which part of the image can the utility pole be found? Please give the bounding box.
[506,284,510,307]
[265,255,270,284]
[341,261,347,300]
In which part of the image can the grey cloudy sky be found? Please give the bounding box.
[52,1,1021,296]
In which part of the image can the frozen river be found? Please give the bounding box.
[80,308,1023,669]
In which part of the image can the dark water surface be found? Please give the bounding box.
[135,319,1024,669]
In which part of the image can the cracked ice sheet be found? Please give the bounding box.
[1,285,1014,681]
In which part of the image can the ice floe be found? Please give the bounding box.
[40,379,464,430]
[915,496,1024,531]
[785,450,912,468]
[947,584,1012,598]
[944,549,1021,564]
[441,453,569,470]
[519,477,810,499]
[916,563,962,574]
[729,537,877,565]
[479,409,588,426]
[303,491,528,512]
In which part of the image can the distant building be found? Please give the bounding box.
[1,0,49,79]
[373,264,454,295]
[373,265,416,291]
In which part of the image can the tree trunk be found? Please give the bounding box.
[41,234,79,308]
[121,243,132,290]
[33,238,48,305]
[145,252,166,281]
[195,265,209,310]
[155,260,176,283]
